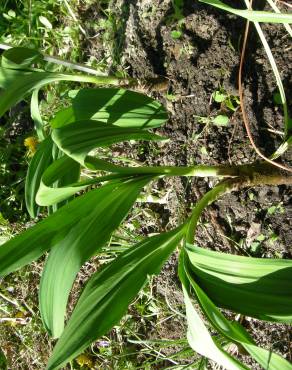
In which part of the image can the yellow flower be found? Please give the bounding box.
[75,353,93,368]
[24,136,38,155]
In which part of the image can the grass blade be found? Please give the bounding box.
[251,19,289,139]
[266,0,292,37]
[200,0,292,23]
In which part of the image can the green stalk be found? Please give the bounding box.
[266,0,292,37]
[185,180,231,244]
[96,164,235,177]
[88,160,289,179]
[51,72,131,86]
[129,165,233,177]
[87,157,236,177]
[41,162,282,207]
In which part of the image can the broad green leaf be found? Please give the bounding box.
[200,0,292,23]
[39,176,153,338]
[183,249,292,370]
[46,226,185,370]
[50,88,168,129]
[50,154,81,212]
[0,191,98,276]
[29,137,81,208]
[178,252,247,370]
[51,120,167,166]
[0,67,122,118]
[1,47,42,69]
[212,114,229,126]
[0,176,147,277]
[35,155,126,206]
[186,244,292,323]
[25,136,53,218]
[0,67,33,89]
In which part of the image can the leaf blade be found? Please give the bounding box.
[25,136,53,218]
[51,120,167,166]
[200,0,292,23]
[39,176,153,338]
[46,226,185,370]
[50,88,168,129]
[183,247,292,370]
[186,244,292,323]
[178,251,248,370]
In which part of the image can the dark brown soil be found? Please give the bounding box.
[82,0,292,367]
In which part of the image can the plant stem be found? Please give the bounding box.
[185,181,229,244]
[0,43,170,89]
[101,164,234,177]
[90,160,290,179]
[52,72,133,86]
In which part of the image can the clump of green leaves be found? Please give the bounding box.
[0,44,291,370]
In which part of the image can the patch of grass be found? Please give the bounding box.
[0,122,28,222]
[0,0,81,61]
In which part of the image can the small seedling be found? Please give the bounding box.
[268,231,279,245]
[171,29,183,39]
[249,233,265,254]
[212,114,229,126]
[267,203,285,215]
[194,114,230,127]
[212,87,240,112]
